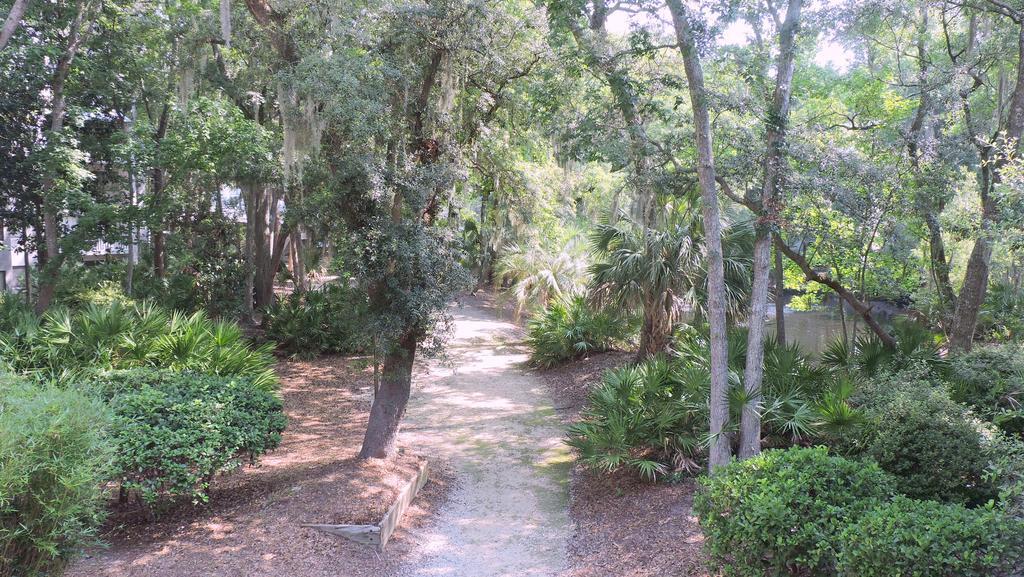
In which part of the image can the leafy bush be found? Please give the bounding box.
[97,369,286,506]
[978,280,1024,341]
[567,357,707,479]
[0,301,277,390]
[851,371,995,505]
[527,296,631,368]
[837,497,1024,577]
[0,377,113,576]
[567,337,862,479]
[694,447,894,577]
[948,343,1024,435]
[263,283,369,358]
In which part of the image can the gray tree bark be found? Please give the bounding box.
[0,0,30,52]
[667,0,732,473]
[739,0,803,460]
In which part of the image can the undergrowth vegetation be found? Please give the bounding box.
[0,294,286,575]
[0,297,277,389]
[526,296,633,368]
[263,283,369,358]
[0,377,113,576]
[98,369,286,506]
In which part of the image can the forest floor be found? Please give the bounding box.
[66,296,704,577]
[539,352,710,577]
[66,355,453,577]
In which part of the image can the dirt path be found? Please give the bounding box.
[397,302,572,577]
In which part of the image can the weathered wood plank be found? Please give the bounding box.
[301,523,381,546]
[378,461,430,550]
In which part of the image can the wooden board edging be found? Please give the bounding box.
[302,460,429,551]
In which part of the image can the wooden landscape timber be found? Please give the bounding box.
[302,460,430,551]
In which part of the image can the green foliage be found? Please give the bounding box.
[851,371,994,505]
[0,301,277,390]
[819,317,943,377]
[589,213,754,323]
[566,356,707,479]
[567,335,862,478]
[264,283,370,359]
[0,377,113,576]
[694,447,895,577]
[979,281,1024,341]
[494,235,591,318]
[948,343,1024,435]
[97,369,286,506]
[526,296,632,368]
[836,497,1024,577]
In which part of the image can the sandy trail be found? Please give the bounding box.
[398,302,572,577]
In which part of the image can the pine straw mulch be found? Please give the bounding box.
[538,351,711,577]
[66,355,453,577]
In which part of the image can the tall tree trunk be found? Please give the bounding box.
[35,0,88,313]
[774,245,786,343]
[358,331,418,459]
[950,21,1024,350]
[22,224,31,305]
[150,100,171,281]
[668,0,731,473]
[243,183,256,318]
[0,0,30,52]
[949,160,995,351]
[739,0,802,460]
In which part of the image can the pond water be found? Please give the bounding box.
[764,298,905,355]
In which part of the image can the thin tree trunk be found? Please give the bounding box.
[0,0,30,52]
[35,0,89,313]
[774,245,786,343]
[739,0,802,460]
[150,100,171,281]
[668,0,731,473]
[243,183,256,318]
[22,225,31,305]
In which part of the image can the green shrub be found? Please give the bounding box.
[566,356,707,479]
[527,296,631,368]
[820,317,944,377]
[837,497,1024,577]
[0,377,113,576]
[568,334,861,479]
[948,343,1024,435]
[263,283,369,358]
[98,369,286,506]
[0,302,277,390]
[853,371,994,505]
[695,447,895,577]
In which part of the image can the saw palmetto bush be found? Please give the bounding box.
[494,235,591,319]
[819,316,944,377]
[263,283,369,359]
[566,356,708,479]
[0,301,276,390]
[526,296,634,368]
[567,331,864,479]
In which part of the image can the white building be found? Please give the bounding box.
[0,220,140,293]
